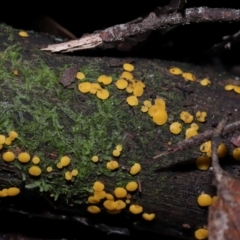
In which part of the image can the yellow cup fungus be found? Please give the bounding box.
[2,151,15,162]
[116,145,122,151]
[200,78,211,86]
[194,228,208,240]
[103,200,117,210]
[190,123,199,130]
[78,82,91,93]
[65,171,72,180]
[112,149,121,157]
[126,95,138,106]
[169,67,183,75]
[126,181,138,192]
[32,156,40,164]
[46,166,53,172]
[0,189,8,197]
[233,85,240,94]
[155,98,166,109]
[169,122,182,135]
[182,72,196,81]
[89,83,102,94]
[196,111,207,122]
[197,193,212,207]
[233,147,240,161]
[57,162,63,169]
[180,111,193,123]
[19,31,29,37]
[4,137,12,145]
[224,84,235,91]
[141,106,148,113]
[125,199,131,204]
[96,89,110,100]
[142,213,155,221]
[91,155,99,163]
[28,166,42,176]
[200,141,211,154]
[114,187,127,198]
[76,72,85,80]
[129,204,143,214]
[88,196,100,204]
[0,135,6,144]
[106,160,119,170]
[185,127,198,139]
[116,79,128,89]
[13,69,18,75]
[115,200,126,210]
[217,143,227,158]
[97,75,112,85]
[94,190,106,200]
[211,196,218,204]
[7,187,20,196]
[153,110,168,125]
[126,85,133,93]
[121,71,133,80]
[93,181,104,192]
[130,163,141,175]
[87,205,101,214]
[105,193,114,200]
[60,156,71,167]
[196,156,211,170]
[133,86,144,97]
[123,63,134,72]
[143,100,152,108]
[71,169,78,176]
[18,152,31,163]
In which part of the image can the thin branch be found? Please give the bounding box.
[42,7,240,53]
[153,120,240,159]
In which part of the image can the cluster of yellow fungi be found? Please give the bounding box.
[224,84,240,94]
[194,228,208,240]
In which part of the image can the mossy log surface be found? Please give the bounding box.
[0,24,240,239]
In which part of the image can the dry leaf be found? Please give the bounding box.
[60,66,78,87]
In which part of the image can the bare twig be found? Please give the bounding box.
[153,120,240,159]
[42,7,240,53]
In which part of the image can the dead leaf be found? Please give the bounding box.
[230,135,240,147]
[60,65,78,87]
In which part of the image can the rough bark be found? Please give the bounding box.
[1,24,240,240]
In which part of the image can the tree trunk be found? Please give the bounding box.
[0,24,240,240]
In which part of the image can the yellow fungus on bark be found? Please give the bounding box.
[233,85,240,94]
[28,166,42,176]
[106,160,119,170]
[105,193,114,200]
[19,31,29,37]
[126,181,138,191]
[143,100,152,108]
[60,156,71,167]
[91,156,99,163]
[46,166,53,172]
[71,169,78,176]
[196,156,211,170]
[18,152,31,163]
[233,147,240,161]
[169,122,182,134]
[114,187,127,198]
[180,111,193,123]
[153,110,168,125]
[96,89,110,100]
[2,151,15,162]
[130,163,141,175]
[76,72,85,80]
[217,143,227,158]
[87,205,101,214]
[200,141,212,153]
[197,194,212,207]
[78,82,91,93]
[200,78,211,86]
[65,171,72,180]
[196,111,207,122]
[169,67,183,75]
[94,190,106,200]
[129,204,143,214]
[141,106,148,113]
[93,181,104,192]
[190,123,199,130]
[112,149,121,157]
[142,213,155,221]
[32,156,40,164]
[224,84,234,91]
[116,79,128,89]
[133,86,144,97]
[194,228,208,240]
[115,200,126,210]
[116,145,122,151]
[182,72,196,81]
[88,196,100,204]
[123,63,134,72]
[0,189,8,197]
[154,98,166,109]
[185,127,198,139]
[211,196,218,204]
[0,135,6,144]
[126,95,138,106]
[97,75,112,85]
[7,187,20,196]
[4,137,12,145]
[121,71,133,80]
[103,200,117,210]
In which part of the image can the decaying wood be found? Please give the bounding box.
[42,7,240,53]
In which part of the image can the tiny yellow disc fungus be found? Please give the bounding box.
[91,156,99,163]
[103,200,117,210]
[233,85,240,94]
[200,78,211,86]
[123,63,134,72]
[154,98,166,109]
[105,193,114,200]
[76,72,85,80]
[65,171,72,180]
[18,152,31,163]
[190,123,199,130]
[28,166,42,176]
[13,70,18,75]
[32,156,40,164]
[185,128,198,139]
[94,190,106,200]
[7,187,20,196]
[60,156,71,167]
[141,106,148,113]
[133,86,144,97]
[19,31,29,37]
[143,100,152,108]
[97,75,112,85]
[129,204,143,214]
[89,83,102,94]
[233,147,240,161]
[46,166,53,172]
[78,82,91,93]
[125,199,131,204]
[114,187,127,198]
[0,135,6,144]
[197,193,212,207]
[130,163,141,175]
[224,84,235,91]
[126,95,138,106]
[169,122,182,134]
[87,205,101,214]
[71,169,78,176]
[148,105,160,117]
[196,156,211,170]
[96,89,110,100]
[200,141,212,153]
[88,196,100,204]
[182,72,196,81]
[116,79,128,89]
[2,151,15,162]
[57,162,63,169]
[121,71,133,80]
[196,111,207,122]
[106,160,119,170]
[126,86,133,93]
[211,196,218,204]
[4,137,12,145]
[93,181,104,192]
[142,213,155,221]
[0,189,8,197]
[152,110,168,125]
[115,200,126,210]
[217,143,227,158]
[126,182,138,191]
[180,111,193,123]
[194,228,208,240]
[116,145,122,151]
[169,67,183,75]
